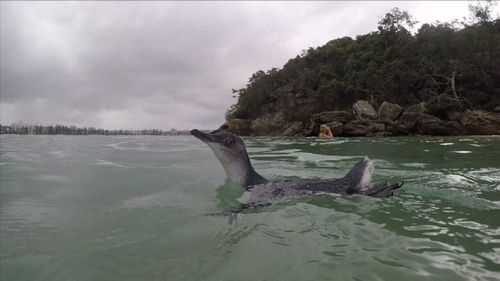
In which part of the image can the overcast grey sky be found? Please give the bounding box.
[1,1,497,130]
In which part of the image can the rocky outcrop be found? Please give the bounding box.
[343,122,370,136]
[223,100,500,137]
[325,121,343,136]
[368,122,386,133]
[461,110,500,135]
[378,101,403,121]
[395,112,463,135]
[353,100,377,119]
[416,114,462,135]
[281,122,304,136]
[250,112,286,136]
[312,111,353,124]
[227,119,251,136]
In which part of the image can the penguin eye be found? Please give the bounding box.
[224,138,234,146]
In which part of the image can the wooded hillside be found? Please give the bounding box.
[223,6,500,136]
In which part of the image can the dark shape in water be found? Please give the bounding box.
[191,129,403,209]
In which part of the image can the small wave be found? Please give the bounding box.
[451,151,473,154]
[104,141,129,150]
[318,139,350,145]
[443,174,476,185]
[402,162,427,168]
[469,143,484,147]
[94,159,126,167]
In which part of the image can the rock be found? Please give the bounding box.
[461,110,500,135]
[386,125,402,135]
[378,101,403,121]
[396,112,462,135]
[250,112,286,136]
[281,122,304,136]
[303,119,318,136]
[217,123,229,132]
[405,102,426,113]
[371,131,393,137]
[416,114,463,135]
[446,111,463,121]
[426,94,463,119]
[227,119,251,136]
[446,121,465,135]
[494,106,500,113]
[325,121,343,136]
[368,122,386,132]
[343,122,370,136]
[353,100,377,119]
[351,118,370,126]
[312,111,353,124]
[250,118,269,136]
[396,112,421,134]
[378,118,397,127]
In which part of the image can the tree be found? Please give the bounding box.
[377,7,417,33]
[468,0,497,24]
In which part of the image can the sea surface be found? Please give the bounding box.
[0,135,499,281]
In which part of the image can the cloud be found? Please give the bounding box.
[0,1,484,130]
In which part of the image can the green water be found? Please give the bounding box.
[0,135,499,281]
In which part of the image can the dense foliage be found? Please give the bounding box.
[227,6,500,123]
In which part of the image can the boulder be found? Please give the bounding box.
[446,121,465,135]
[250,118,269,136]
[368,122,386,132]
[351,118,370,126]
[353,100,377,119]
[325,121,343,136]
[416,115,463,135]
[303,119,319,136]
[250,112,286,136]
[281,122,304,137]
[378,101,403,121]
[312,111,353,124]
[386,125,402,136]
[461,110,500,135]
[396,112,424,133]
[227,119,251,136]
[343,122,370,136]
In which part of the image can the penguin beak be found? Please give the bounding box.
[190,129,217,143]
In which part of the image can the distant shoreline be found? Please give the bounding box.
[0,124,210,136]
[1,133,499,139]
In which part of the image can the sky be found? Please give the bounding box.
[1,1,498,130]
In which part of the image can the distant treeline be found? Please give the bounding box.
[0,124,193,136]
[227,4,500,122]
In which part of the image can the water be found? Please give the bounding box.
[0,135,499,281]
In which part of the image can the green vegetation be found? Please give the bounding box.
[227,4,500,124]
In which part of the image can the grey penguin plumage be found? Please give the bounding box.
[191,129,403,207]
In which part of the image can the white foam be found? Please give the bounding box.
[95,159,126,167]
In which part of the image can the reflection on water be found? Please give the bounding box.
[1,135,499,281]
